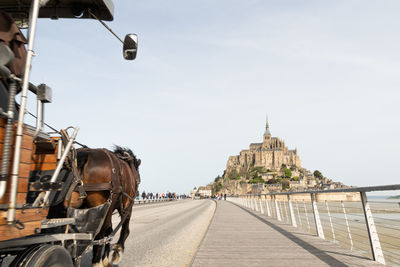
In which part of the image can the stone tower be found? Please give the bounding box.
[264,116,271,143]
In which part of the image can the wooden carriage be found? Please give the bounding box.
[0,1,137,265]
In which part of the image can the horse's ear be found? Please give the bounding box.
[137,159,141,167]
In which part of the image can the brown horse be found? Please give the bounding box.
[68,146,140,266]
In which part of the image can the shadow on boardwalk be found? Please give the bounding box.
[191,201,383,267]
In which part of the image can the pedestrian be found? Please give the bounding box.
[224,193,227,201]
[141,191,146,200]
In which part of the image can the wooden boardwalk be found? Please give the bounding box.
[191,200,383,267]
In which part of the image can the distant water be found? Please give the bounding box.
[367,196,400,203]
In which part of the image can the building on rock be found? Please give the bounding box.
[226,118,301,176]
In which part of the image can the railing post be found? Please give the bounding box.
[303,200,310,231]
[255,195,259,212]
[295,201,302,227]
[288,195,297,227]
[251,196,255,210]
[360,191,385,265]
[325,200,335,242]
[341,200,353,251]
[274,195,282,221]
[283,200,289,223]
[259,195,264,214]
[265,195,271,216]
[311,193,325,239]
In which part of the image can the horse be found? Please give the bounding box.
[68,146,140,266]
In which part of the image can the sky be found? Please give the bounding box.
[23,1,400,194]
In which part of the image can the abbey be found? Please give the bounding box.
[226,119,301,175]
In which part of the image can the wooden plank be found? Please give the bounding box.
[17,178,28,193]
[0,221,41,242]
[30,162,56,171]
[19,148,32,164]
[31,153,58,164]
[0,208,48,225]
[19,163,31,179]
[21,133,33,151]
[0,193,26,205]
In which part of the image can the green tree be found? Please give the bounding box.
[314,170,323,179]
[284,168,292,178]
[281,179,290,190]
[248,177,264,184]
[216,183,223,192]
[214,175,221,182]
[291,176,299,181]
[227,171,240,180]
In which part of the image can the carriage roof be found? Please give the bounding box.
[0,0,114,21]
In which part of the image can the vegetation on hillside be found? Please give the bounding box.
[210,162,318,193]
[313,170,323,179]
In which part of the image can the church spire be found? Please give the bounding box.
[264,115,271,136]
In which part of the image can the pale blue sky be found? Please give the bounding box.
[25,1,400,194]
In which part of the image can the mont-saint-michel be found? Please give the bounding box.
[201,118,349,196]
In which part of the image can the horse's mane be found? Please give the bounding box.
[113,145,140,170]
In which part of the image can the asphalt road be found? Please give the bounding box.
[80,199,216,267]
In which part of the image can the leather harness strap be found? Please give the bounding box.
[78,149,123,194]
[83,182,113,191]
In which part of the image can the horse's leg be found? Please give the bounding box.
[110,207,132,264]
[101,227,113,267]
[92,230,105,267]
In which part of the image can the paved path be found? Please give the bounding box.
[118,199,215,267]
[78,199,216,267]
[192,200,383,267]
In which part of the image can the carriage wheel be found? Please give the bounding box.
[12,244,73,267]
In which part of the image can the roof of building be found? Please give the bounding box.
[250,143,262,146]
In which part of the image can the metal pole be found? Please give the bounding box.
[265,195,271,216]
[283,200,289,223]
[274,196,282,221]
[341,200,353,251]
[288,195,297,227]
[8,0,41,223]
[42,127,79,205]
[0,80,17,200]
[295,201,302,227]
[259,196,264,214]
[311,193,325,239]
[33,99,42,137]
[325,200,335,242]
[360,191,385,264]
[303,200,310,231]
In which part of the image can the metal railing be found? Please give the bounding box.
[134,198,176,205]
[228,184,400,266]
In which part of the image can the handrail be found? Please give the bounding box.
[228,184,400,266]
[237,184,400,196]
[134,198,177,205]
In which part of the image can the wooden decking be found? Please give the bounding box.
[191,200,383,267]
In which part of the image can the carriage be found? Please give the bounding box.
[0,1,139,266]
